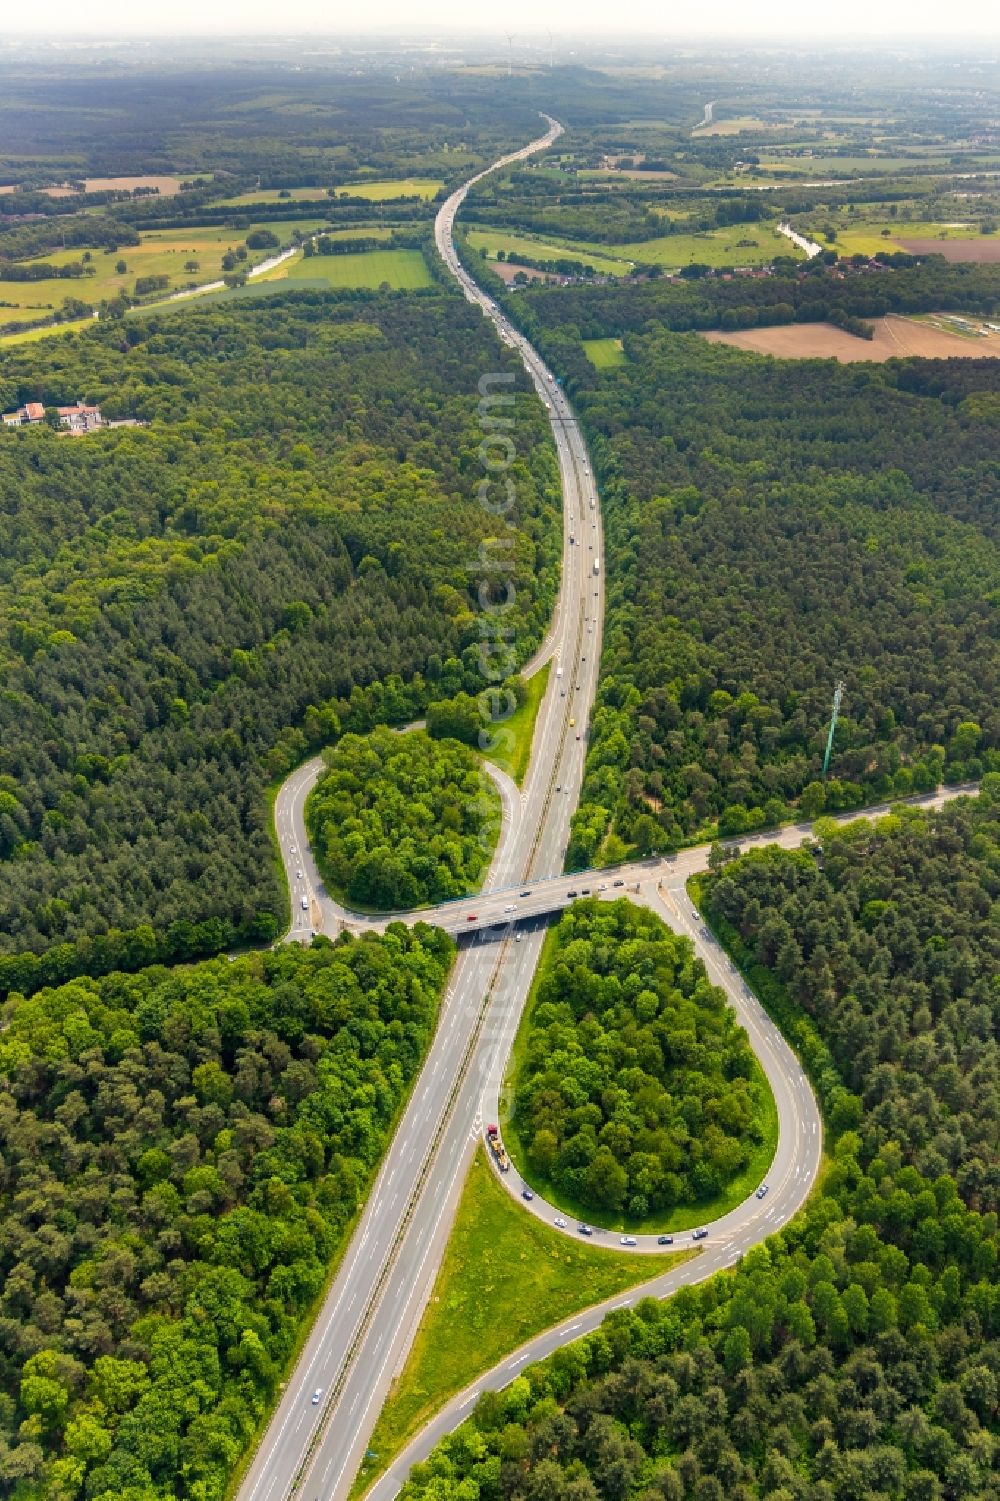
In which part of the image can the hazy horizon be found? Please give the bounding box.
[4,3,1000,42]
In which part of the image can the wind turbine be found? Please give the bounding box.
[505,32,516,78]
[546,28,554,69]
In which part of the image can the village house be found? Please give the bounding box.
[1,401,45,427]
[57,400,102,434]
[2,399,104,432]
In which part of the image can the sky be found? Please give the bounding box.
[5,2,1000,40]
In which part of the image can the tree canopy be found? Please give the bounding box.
[397,784,1000,1501]
[0,923,452,1498]
[306,728,500,909]
[512,900,772,1221]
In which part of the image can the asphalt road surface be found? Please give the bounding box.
[238,111,616,1501]
[243,112,981,1501]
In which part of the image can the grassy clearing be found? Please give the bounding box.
[282,249,432,290]
[484,662,550,786]
[465,227,630,277]
[350,1149,689,1500]
[500,908,779,1235]
[583,336,625,369]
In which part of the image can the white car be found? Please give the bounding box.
[301,896,309,911]
[620,1236,637,1247]
[311,1388,323,1405]
[554,1216,567,1229]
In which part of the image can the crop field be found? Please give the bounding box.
[583,336,626,368]
[465,227,630,276]
[694,115,773,135]
[0,218,327,313]
[757,153,951,175]
[282,248,432,289]
[333,177,444,200]
[702,314,1000,361]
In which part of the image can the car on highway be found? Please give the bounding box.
[657,1234,674,1245]
[692,909,700,921]
[300,896,309,911]
[620,1236,637,1247]
[569,717,575,726]
[554,1216,567,1228]
[756,1184,769,1200]
[311,1388,323,1405]
[566,889,577,897]
[613,879,625,887]
[692,1228,708,1241]
[556,783,561,792]
[520,890,532,897]
[598,883,607,891]
[581,888,591,895]
[576,733,581,740]
[522,1188,534,1201]
[467,914,477,922]
[578,1223,593,1236]
[504,904,516,913]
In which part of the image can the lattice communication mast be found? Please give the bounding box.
[823,680,846,778]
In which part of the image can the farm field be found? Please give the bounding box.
[0,217,327,313]
[0,316,94,346]
[282,248,432,289]
[334,177,444,200]
[693,115,773,135]
[583,336,626,368]
[32,174,193,197]
[757,153,943,174]
[605,222,803,268]
[215,178,442,205]
[899,236,1000,262]
[702,314,1000,361]
[825,219,988,257]
[465,226,630,275]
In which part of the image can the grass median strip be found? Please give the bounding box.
[351,1148,688,1499]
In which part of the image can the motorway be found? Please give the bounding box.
[242,113,980,1501]
[239,111,616,1501]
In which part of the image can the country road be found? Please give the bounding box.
[239,112,981,1501]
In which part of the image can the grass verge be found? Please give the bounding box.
[350,1147,689,1500]
[500,902,779,1235]
[484,662,550,786]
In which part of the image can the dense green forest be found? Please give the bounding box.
[398,785,1000,1501]
[0,923,453,1498]
[511,901,772,1220]
[0,291,559,979]
[305,729,500,909]
[499,268,1000,863]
